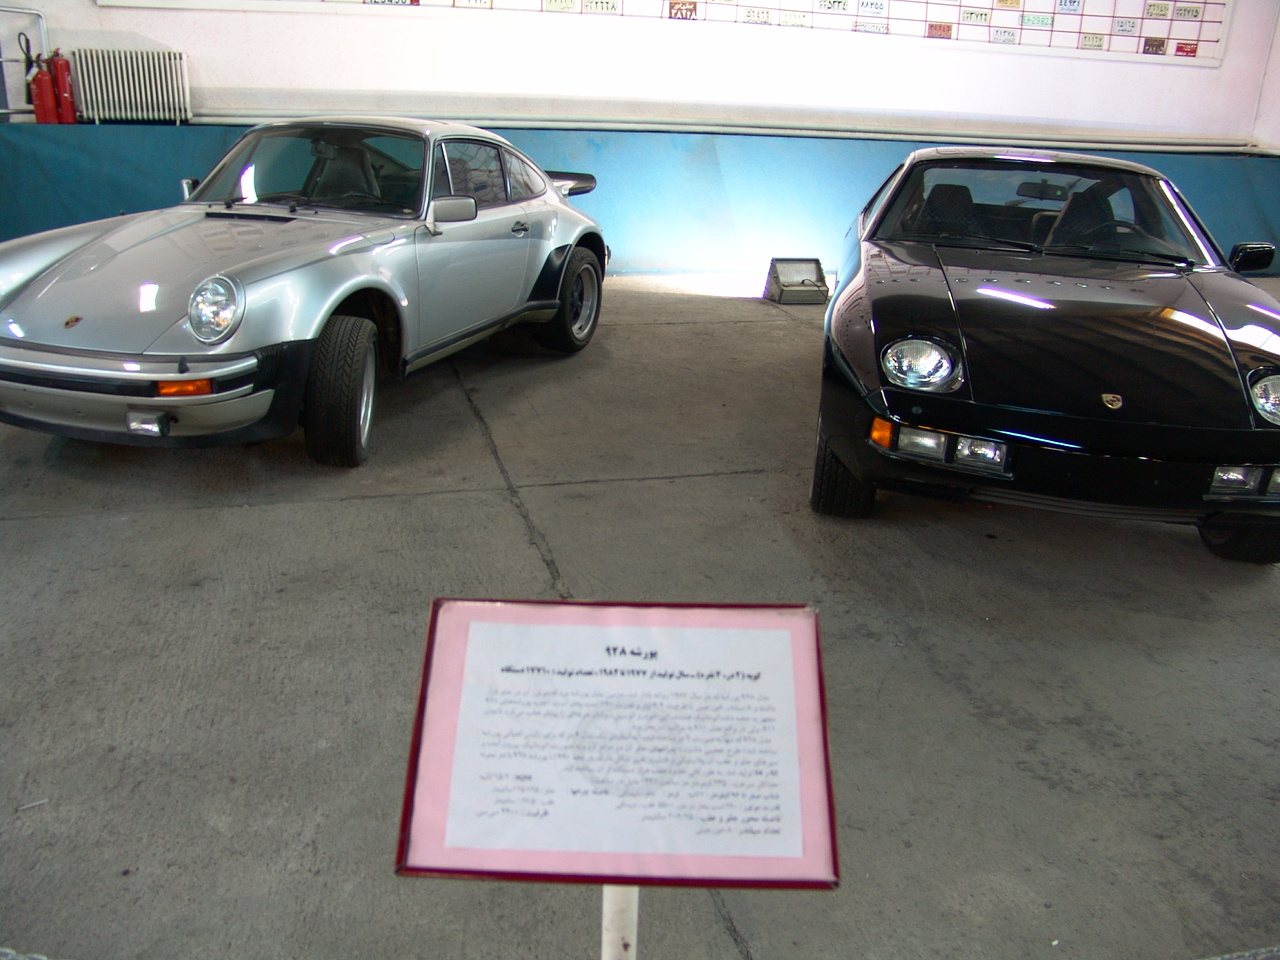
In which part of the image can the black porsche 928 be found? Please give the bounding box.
[812,147,1280,563]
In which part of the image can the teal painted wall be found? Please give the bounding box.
[2,124,1278,276]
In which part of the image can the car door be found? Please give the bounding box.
[414,138,532,349]
[504,148,555,298]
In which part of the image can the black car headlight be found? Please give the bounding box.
[1250,374,1280,426]
[188,275,244,344]
[880,338,964,392]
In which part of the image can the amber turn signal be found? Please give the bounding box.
[157,379,213,397]
[869,417,894,449]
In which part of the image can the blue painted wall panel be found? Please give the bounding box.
[2,124,1278,278]
[500,129,922,276]
[0,124,244,241]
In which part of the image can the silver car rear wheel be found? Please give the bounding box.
[534,247,602,353]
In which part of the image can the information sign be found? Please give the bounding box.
[397,599,837,887]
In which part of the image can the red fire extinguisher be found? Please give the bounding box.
[48,49,77,124]
[29,56,58,124]
[18,34,58,124]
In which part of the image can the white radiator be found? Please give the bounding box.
[69,49,192,124]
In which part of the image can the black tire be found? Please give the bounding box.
[304,314,378,467]
[534,247,602,352]
[1197,522,1280,564]
[810,430,875,518]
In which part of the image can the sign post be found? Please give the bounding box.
[601,885,639,959]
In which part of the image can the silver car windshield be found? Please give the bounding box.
[874,160,1218,269]
[189,126,426,217]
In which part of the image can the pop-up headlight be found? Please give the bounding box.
[881,339,965,392]
[1251,375,1280,426]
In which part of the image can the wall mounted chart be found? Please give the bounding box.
[341,0,1230,65]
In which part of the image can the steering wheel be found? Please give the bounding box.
[1074,221,1151,244]
[336,190,383,203]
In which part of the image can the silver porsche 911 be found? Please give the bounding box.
[0,116,607,466]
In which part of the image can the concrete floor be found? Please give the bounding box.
[2,278,1279,960]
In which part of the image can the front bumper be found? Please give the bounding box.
[819,344,1280,524]
[0,339,314,447]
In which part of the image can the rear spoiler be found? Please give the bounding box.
[544,171,597,197]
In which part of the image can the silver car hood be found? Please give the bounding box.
[1,206,395,353]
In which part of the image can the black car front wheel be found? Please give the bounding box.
[304,314,378,467]
[1197,520,1280,564]
[810,429,875,518]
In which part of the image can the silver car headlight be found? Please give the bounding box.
[881,338,965,392]
[188,275,244,344]
[1251,375,1280,426]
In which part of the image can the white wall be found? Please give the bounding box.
[1251,8,1280,149]
[10,0,1280,147]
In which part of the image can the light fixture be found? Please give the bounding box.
[1210,466,1263,495]
[126,411,171,437]
[897,426,948,460]
[764,258,828,304]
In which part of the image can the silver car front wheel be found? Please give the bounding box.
[304,314,378,467]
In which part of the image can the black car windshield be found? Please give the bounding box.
[873,159,1217,268]
[189,125,426,217]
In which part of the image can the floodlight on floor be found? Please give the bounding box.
[763,258,829,304]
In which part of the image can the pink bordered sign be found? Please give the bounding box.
[397,599,838,888]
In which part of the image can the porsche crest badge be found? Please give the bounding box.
[1102,393,1123,410]
[64,316,82,329]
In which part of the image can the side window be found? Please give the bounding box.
[506,151,546,202]
[430,144,452,200]
[440,140,508,209]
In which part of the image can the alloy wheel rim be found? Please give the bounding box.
[569,264,599,339]
[358,343,376,447]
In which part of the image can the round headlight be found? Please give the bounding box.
[881,338,964,392]
[188,275,244,344]
[1251,374,1280,426]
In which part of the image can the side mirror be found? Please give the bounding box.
[180,177,200,200]
[429,196,478,224]
[1229,242,1275,273]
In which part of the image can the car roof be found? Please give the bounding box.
[247,115,515,146]
[902,146,1166,179]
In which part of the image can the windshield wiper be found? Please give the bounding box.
[1043,244,1196,272]
[884,233,1042,253]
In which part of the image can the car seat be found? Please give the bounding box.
[313,146,380,201]
[1045,191,1114,246]
[916,183,982,237]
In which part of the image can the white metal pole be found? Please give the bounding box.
[601,885,639,960]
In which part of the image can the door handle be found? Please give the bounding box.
[511,221,529,236]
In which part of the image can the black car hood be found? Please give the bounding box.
[935,248,1251,429]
